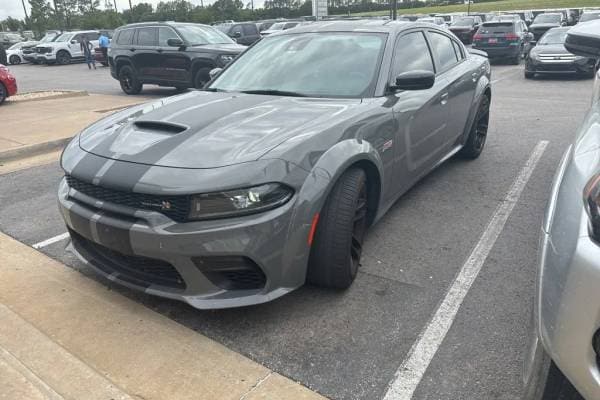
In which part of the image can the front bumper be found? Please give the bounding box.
[2,73,17,97]
[57,149,317,309]
[526,57,596,75]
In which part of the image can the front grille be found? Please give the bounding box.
[539,54,576,63]
[66,175,190,222]
[70,229,186,289]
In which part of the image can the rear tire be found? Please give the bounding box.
[525,71,535,79]
[118,65,142,95]
[9,55,20,65]
[307,168,368,289]
[56,50,71,65]
[457,95,490,160]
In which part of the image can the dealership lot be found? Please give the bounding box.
[0,61,593,399]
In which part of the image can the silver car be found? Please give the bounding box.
[58,20,491,309]
[524,20,600,399]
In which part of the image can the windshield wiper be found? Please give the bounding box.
[240,89,307,97]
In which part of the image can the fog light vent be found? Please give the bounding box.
[192,256,266,291]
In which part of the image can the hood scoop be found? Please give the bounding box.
[134,120,187,134]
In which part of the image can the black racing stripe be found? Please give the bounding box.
[95,216,134,255]
[70,151,113,183]
[68,208,93,241]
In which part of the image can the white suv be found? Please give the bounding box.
[34,30,99,65]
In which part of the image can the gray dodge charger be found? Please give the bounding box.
[58,20,492,309]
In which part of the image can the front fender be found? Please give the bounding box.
[281,139,384,282]
[461,71,491,142]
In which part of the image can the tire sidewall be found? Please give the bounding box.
[9,55,20,65]
[57,51,70,65]
[119,65,141,95]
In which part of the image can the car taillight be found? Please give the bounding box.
[584,173,600,241]
[505,33,519,41]
[473,34,482,41]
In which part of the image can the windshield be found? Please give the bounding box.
[452,17,475,26]
[478,22,514,34]
[176,25,234,45]
[534,14,561,24]
[54,33,73,42]
[209,32,386,98]
[580,13,600,22]
[40,33,57,42]
[268,22,286,31]
[215,24,232,33]
[538,29,568,44]
[418,18,435,23]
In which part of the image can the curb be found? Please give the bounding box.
[7,90,88,104]
[0,137,71,164]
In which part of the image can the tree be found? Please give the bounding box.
[29,0,56,36]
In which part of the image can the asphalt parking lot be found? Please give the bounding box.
[1,60,593,399]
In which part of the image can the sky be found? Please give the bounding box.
[0,0,267,21]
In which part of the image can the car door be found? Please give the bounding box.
[133,27,160,81]
[390,30,450,193]
[425,30,470,149]
[242,24,260,45]
[69,34,84,59]
[157,26,190,83]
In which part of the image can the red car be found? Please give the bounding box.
[0,64,17,104]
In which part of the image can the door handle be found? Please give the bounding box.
[129,48,136,52]
[440,92,449,105]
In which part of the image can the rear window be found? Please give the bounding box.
[478,22,514,34]
[580,13,600,22]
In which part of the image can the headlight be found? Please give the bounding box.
[189,183,293,220]
[219,54,236,64]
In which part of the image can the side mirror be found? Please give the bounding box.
[209,68,223,79]
[391,70,435,91]
[233,31,242,38]
[167,38,185,48]
[526,32,534,41]
[565,20,600,58]
[70,40,76,44]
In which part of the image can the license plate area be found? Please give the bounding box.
[488,38,498,44]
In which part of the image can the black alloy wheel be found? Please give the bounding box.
[9,55,20,65]
[118,65,142,95]
[56,51,71,65]
[458,95,490,159]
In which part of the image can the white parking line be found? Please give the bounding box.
[32,232,70,249]
[382,140,549,400]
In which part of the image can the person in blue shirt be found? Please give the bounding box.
[98,31,110,66]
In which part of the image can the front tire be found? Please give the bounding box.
[0,83,6,105]
[307,168,368,289]
[524,345,583,400]
[457,95,490,159]
[525,70,535,79]
[9,55,20,65]
[56,50,71,65]
[118,65,142,95]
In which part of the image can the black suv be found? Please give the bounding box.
[472,20,533,64]
[109,22,245,95]
[529,13,566,42]
[216,23,261,46]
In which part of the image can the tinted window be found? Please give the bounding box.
[427,32,458,72]
[116,29,134,45]
[72,34,83,42]
[158,27,180,46]
[137,27,158,46]
[391,32,434,77]
[478,22,515,34]
[86,32,99,41]
[452,40,464,60]
[242,24,257,36]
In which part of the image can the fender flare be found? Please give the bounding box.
[460,74,491,143]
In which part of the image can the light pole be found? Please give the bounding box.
[467,0,471,16]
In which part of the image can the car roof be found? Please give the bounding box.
[275,19,435,35]
[118,21,212,29]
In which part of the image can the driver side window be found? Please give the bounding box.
[391,31,435,79]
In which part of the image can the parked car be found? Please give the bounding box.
[108,22,245,94]
[0,64,17,104]
[216,22,261,46]
[22,30,60,64]
[525,27,598,79]
[0,32,25,49]
[33,30,100,65]
[523,19,600,400]
[579,11,600,23]
[449,16,482,44]
[472,20,533,64]
[260,21,301,35]
[6,41,37,64]
[489,14,522,23]
[58,20,491,309]
[512,10,535,26]
[529,13,566,42]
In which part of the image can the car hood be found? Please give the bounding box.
[531,43,570,54]
[187,43,245,53]
[78,91,362,169]
[530,23,560,29]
